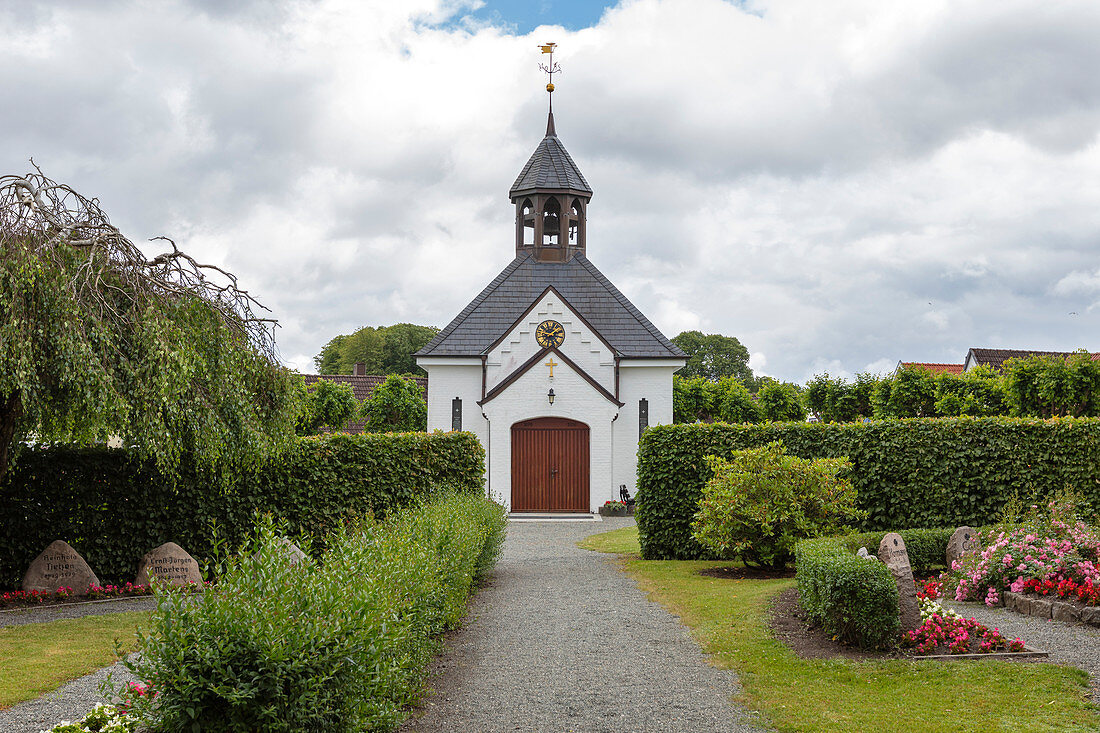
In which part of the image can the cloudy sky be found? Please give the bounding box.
[5,0,1100,382]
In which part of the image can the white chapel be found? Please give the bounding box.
[415,98,686,513]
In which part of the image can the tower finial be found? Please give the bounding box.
[538,41,559,128]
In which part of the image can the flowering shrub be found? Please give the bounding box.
[602,500,627,510]
[41,703,137,732]
[950,493,1100,606]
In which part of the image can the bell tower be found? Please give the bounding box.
[509,43,593,263]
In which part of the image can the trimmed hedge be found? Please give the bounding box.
[795,528,953,649]
[637,418,1100,560]
[122,491,507,732]
[0,431,484,588]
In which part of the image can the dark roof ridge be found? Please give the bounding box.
[573,254,686,357]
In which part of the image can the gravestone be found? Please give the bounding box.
[23,540,100,595]
[135,542,202,587]
[946,526,978,568]
[275,538,308,566]
[877,532,922,632]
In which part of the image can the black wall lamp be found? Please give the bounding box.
[547,388,555,405]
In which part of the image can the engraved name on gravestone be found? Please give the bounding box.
[23,540,100,595]
[135,542,202,586]
[946,526,979,568]
[877,532,922,632]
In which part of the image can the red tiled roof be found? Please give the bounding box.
[301,374,428,434]
[900,362,964,375]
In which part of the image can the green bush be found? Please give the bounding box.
[0,431,484,587]
[795,528,954,649]
[795,535,899,649]
[121,492,506,732]
[691,443,862,568]
[636,418,1100,560]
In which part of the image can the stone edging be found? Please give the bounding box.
[1002,591,1100,626]
[911,646,1048,660]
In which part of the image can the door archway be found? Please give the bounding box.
[511,417,590,512]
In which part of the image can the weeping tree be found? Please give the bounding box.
[0,168,301,484]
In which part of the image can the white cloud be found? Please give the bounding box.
[5,0,1100,381]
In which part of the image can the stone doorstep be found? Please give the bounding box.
[911,646,1048,661]
[506,513,601,523]
[1002,591,1100,627]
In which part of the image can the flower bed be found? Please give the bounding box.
[902,581,1025,656]
[0,582,209,609]
[949,494,1100,610]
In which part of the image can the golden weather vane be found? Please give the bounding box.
[539,42,560,109]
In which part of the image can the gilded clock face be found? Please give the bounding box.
[535,320,565,348]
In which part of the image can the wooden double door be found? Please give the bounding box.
[511,417,590,513]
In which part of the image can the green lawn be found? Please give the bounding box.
[580,525,1098,732]
[0,611,150,710]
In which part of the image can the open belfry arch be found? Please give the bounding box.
[415,44,686,513]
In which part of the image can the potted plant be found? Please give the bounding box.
[599,500,628,517]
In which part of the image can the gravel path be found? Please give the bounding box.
[0,660,137,733]
[0,599,151,733]
[401,517,769,733]
[0,596,157,628]
[943,599,1100,702]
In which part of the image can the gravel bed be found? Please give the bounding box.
[943,598,1100,702]
[0,599,152,733]
[400,517,769,733]
[0,659,136,733]
[0,596,157,628]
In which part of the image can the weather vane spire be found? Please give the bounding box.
[539,41,560,132]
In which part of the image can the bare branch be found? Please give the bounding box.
[0,169,278,358]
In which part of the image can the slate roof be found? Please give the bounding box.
[509,113,592,199]
[415,253,685,359]
[965,348,1100,371]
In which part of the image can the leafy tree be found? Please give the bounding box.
[672,375,721,423]
[314,323,439,377]
[1002,351,1100,418]
[716,378,761,424]
[756,379,807,422]
[691,442,863,568]
[805,373,879,422]
[934,366,1007,417]
[295,379,359,435]
[873,366,938,418]
[360,375,427,432]
[672,331,754,384]
[0,170,298,484]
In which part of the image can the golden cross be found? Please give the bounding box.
[545,357,558,378]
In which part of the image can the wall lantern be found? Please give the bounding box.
[547,388,555,405]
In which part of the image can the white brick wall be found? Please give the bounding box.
[419,348,683,512]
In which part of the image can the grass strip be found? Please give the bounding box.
[580,526,1098,732]
[0,611,149,710]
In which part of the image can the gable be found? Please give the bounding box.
[484,287,614,395]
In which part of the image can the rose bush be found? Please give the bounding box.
[950,493,1100,606]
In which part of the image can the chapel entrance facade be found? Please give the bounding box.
[510,417,590,512]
